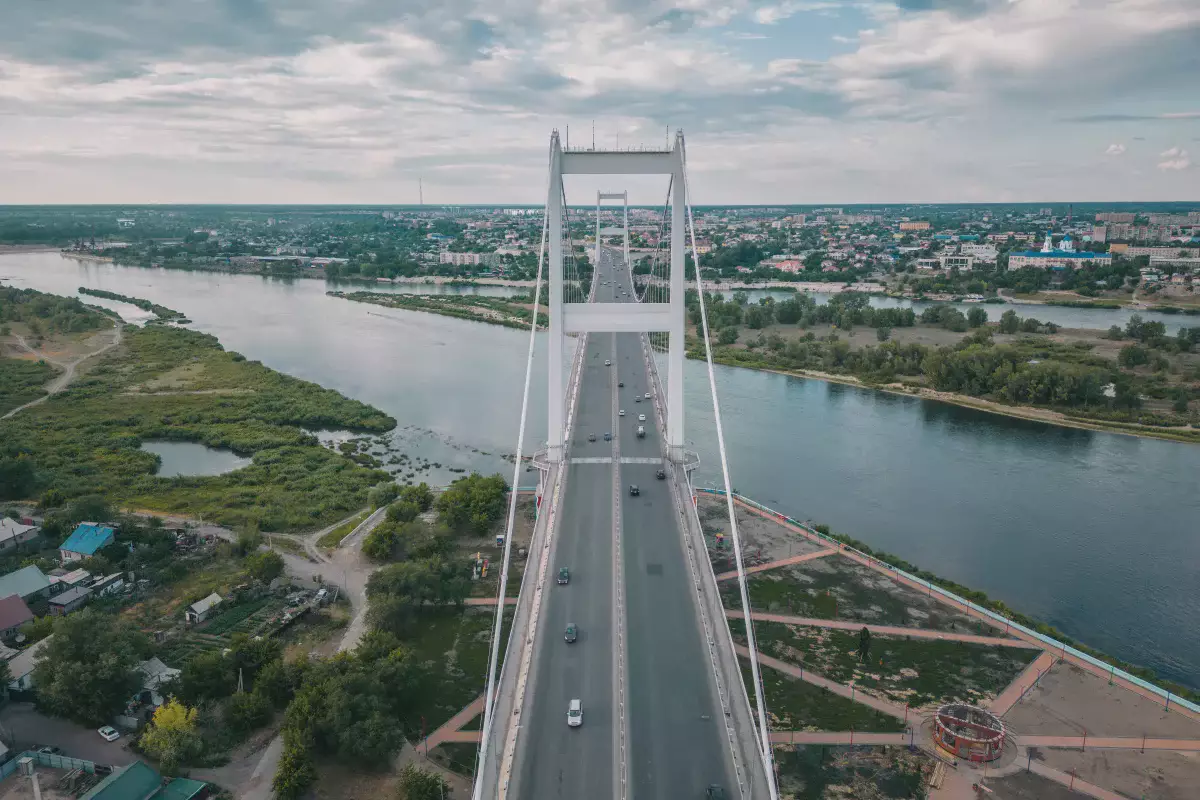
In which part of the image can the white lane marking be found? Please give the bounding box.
[611,330,630,800]
[570,457,614,464]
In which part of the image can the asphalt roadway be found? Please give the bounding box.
[516,248,734,799]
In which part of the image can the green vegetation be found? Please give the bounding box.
[329,290,548,329]
[741,658,905,733]
[0,285,114,335]
[807,523,1200,704]
[32,610,152,725]
[0,357,57,414]
[317,510,370,549]
[775,745,929,800]
[435,472,508,535]
[0,310,395,529]
[365,557,470,633]
[733,619,1037,708]
[77,287,185,321]
[397,764,452,799]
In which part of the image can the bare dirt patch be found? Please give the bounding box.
[1033,746,1200,800]
[1003,662,1200,739]
[698,494,826,568]
[984,769,1089,800]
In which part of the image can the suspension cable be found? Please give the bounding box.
[681,144,779,800]
[473,165,551,800]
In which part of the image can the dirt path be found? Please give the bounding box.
[714,548,836,581]
[2,324,123,420]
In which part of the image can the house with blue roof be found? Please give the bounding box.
[60,522,116,563]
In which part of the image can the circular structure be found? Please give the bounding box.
[933,703,1006,763]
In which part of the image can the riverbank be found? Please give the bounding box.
[0,289,396,530]
[328,290,547,329]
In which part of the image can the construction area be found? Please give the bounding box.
[699,493,1200,800]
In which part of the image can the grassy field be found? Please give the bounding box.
[429,742,479,778]
[1,316,395,530]
[317,511,369,549]
[734,619,1037,709]
[0,357,57,414]
[774,744,930,800]
[742,658,906,733]
[401,607,513,738]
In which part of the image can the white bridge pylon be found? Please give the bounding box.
[547,130,687,463]
[595,190,630,269]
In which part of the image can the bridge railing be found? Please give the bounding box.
[694,488,1200,716]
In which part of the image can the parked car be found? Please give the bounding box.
[36,746,61,756]
[97,726,120,742]
[557,567,570,585]
[567,699,583,727]
[565,623,578,643]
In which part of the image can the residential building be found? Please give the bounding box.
[0,565,52,603]
[91,573,127,597]
[5,635,52,691]
[439,251,496,267]
[137,657,183,707]
[1091,225,1107,244]
[915,258,941,270]
[959,243,998,263]
[50,568,91,592]
[1095,212,1135,223]
[900,221,931,231]
[186,593,223,624]
[59,522,115,562]
[0,594,34,638]
[1149,257,1200,272]
[0,519,38,551]
[939,255,976,271]
[81,760,208,800]
[1113,245,1199,258]
[49,586,92,616]
[774,259,803,273]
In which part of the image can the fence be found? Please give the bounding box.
[0,751,98,778]
[695,487,1200,716]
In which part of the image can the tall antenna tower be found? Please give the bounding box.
[419,178,424,206]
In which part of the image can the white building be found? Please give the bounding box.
[959,243,998,263]
[1009,232,1113,270]
[439,251,496,266]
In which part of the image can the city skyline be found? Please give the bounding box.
[1,0,1198,205]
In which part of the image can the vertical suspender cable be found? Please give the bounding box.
[473,176,550,800]
[681,146,779,800]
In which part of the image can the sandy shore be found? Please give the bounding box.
[0,245,60,254]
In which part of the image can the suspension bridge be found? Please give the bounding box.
[471,130,778,800]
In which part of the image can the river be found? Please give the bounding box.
[2,252,1197,688]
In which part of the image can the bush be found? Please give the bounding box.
[396,764,450,800]
[435,473,508,535]
[368,482,400,509]
[245,550,284,582]
[387,500,421,524]
[717,326,738,345]
[226,690,272,734]
[398,482,433,512]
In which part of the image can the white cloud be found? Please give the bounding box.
[1105,143,1125,155]
[754,1,840,25]
[1158,147,1191,170]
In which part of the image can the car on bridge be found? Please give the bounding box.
[706,786,726,799]
[629,484,639,496]
[638,414,646,422]
[604,432,612,441]
[635,395,641,402]
[618,381,624,387]
[564,623,578,643]
[605,359,612,366]
[588,433,596,442]
[557,567,570,585]
[656,469,666,480]
[567,699,583,728]
[644,392,651,399]
[619,409,625,416]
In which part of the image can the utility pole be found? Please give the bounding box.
[419,178,424,206]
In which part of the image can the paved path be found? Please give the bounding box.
[465,596,518,606]
[732,497,1200,724]
[732,610,1039,649]
[714,548,836,581]
[2,325,123,419]
[990,650,1056,715]
[1017,734,1200,751]
[734,644,919,724]
[418,694,486,754]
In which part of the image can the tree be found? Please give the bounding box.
[226,689,271,733]
[32,610,148,725]
[875,326,891,342]
[966,307,988,329]
[744,306,769,329]
[245,550,284,582]
[398,482,434,512]
[397,764,450,800]
[180,649,235,705]
[139,699,202,773]
[857,627,871,663]
[273,736,318,800]
[717,326,738,345]
[387,500,421,524]
[1118,344,1149,368]
[1172,390,1189,413]
[435,473,508,535]
[368,482,400,509]
[998,309,1020,334]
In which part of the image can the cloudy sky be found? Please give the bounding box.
[1,0,1197,205]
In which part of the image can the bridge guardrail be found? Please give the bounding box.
[694,488,1200,716]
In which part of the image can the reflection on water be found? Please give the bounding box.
[3,252,1199,687]
[141,441,251,477]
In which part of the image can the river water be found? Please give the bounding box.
[2,252,1197,688]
